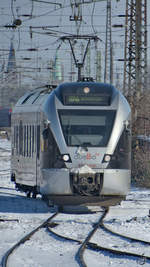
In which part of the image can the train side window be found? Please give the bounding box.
[26,125,28,157]
[13,125,18,153]
[14,126,16,153]
[32,125,35,156]
[13,126,16,149]
[24,125,26,157]
[16,125,19,155]
[29,125,31,157]
[22,124,24,156]
[34,125,37,153]
[37,125,40,159]
[19,120,23,155]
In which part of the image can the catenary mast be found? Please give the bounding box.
[123,0,147,96]
[104,0,112,83]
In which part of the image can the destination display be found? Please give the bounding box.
[64,94,111,106]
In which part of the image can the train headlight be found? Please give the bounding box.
[103,154,111,162]
[62,154,72,162]
[83,87,90,94]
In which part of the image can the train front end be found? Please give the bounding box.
[40,82,131,206]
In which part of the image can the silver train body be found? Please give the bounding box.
[11,82,131,206]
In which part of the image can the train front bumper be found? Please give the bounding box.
[40,168,130,196]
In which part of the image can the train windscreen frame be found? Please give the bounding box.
[58,109,116,147]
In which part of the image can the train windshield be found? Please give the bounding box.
[58,110,116,147]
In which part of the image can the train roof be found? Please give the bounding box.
[15,85,56,106]
[15,82,117,105]
[14,82,119,110]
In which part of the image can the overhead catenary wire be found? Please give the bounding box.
[11,0,15,20]
[91,2,96,34]
[0,0,148,89]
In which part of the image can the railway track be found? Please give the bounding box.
[1,212,58,267]
[46,207,150,266]
[1,209,109,266]
[1,187,150,266]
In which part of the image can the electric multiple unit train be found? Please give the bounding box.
[11,81,131,207]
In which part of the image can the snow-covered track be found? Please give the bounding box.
[76,207,109,267]
[47,207,150,266]
[101,219,150,246]
[96,219,150,265]
[47,208,109,267]
[1,212,58,267]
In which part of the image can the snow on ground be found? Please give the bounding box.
[0,138,150,266]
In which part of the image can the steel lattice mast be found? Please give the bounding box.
[104,0,113,84]
[123,0,147,96]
